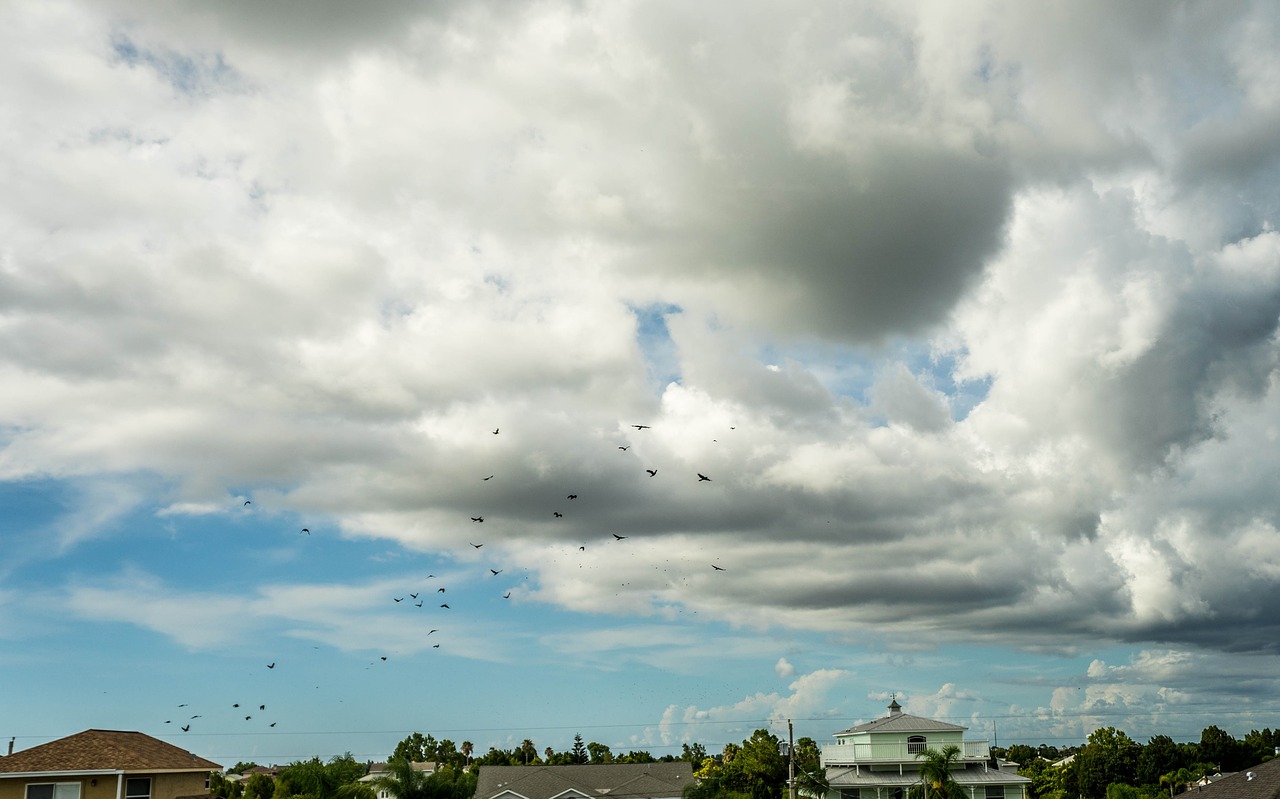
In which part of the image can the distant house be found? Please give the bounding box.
[1188,756,1280,798]
[360,762,436,799]
[0,730,221,799]
[820,699,1032,799]
[472,763,693,799]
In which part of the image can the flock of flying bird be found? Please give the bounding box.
[167,423,727,735]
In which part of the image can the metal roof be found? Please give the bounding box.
[834,712,967,736]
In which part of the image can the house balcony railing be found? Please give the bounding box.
[820,740,990,766]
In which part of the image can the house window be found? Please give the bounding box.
[124,778,151,799]
[907,736,926,754]
[839,790,860,799]
[984,788,1005,798]
[26,784,82,799]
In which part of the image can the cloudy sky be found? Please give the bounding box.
[4,0,1280,767]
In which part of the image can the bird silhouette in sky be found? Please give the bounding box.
[483,475,493,481]
[567,494,578,500]
[503,591,512,599]
[243,500,251,506]
[267,662,275,669]
[410,593,418,599]
[181,725,189,732]
[433,644,440,648]
[698,473,712,481]
[632,424,650,430]
[490,568,502,575]
[471,542,483,548]
[301,528,309,534]
[415,601,423,607]
[554,511,563,517]
[437,587,446,593]
[179,704,188,707]
[440,603,450,608]
[259,705,265,710]
[380,656,388,661]
[619,446,629,451]
[244,715,252,721]
[613,534,627,540]
[471,516,484,522]
[492,428,499,435]
[393,597,403,603]
[428,629,437,635]
[269,723,276,728]
[233,703,239,708]
[712,564,726,571]
[646,469,657,476]
[579,545,585,551]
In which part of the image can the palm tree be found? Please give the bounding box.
[909,745,965,799]
[461,742,473,769]
[370,759,431,799]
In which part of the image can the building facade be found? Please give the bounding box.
[820,700,1031,799]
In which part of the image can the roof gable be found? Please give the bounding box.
[0,731,221,774]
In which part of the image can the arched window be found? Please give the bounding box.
[907,735,926,754]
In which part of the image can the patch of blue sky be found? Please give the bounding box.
[110,33,241,97]
[748,339,877,404]
[740,338,991,424]
[892,342,992,422]
[630,302,682,388]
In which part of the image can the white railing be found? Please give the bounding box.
[820,740,989,765]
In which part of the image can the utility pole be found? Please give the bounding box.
[788,719,795,799]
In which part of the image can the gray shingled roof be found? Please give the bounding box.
[0,730,221,774]
[473,763,693,799]
[833,712,967,735]
[1188,757,1280,799]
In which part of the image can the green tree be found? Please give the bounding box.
[681,744,708,764]
[1136,736,1189,788]
[727,729,786,799]
[210,773,244,799]
[1077,728,1140,799]
[232,764,262,775]
[570,735,588,765]
[1198,726,1247,772]
[1243,728,1278,765]
[436,740,460,770]
[518,740,539,766]
[277,758,331,799]
[370,759,431,799]
[908,745,965,799]
[244,773,276,799]
[791,738,826,799]
[461,742,473,768]
[394,734,431,763]
[587,743,613,764]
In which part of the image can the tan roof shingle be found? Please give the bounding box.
[0,730,221,774]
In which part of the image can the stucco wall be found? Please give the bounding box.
[0,773,210,799]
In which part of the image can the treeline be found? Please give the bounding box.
[209,754,476,799]
[994,724,1280,799]
[392,731,710,768]
[208,721,1280,799]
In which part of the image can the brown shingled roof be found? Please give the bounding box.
[0,730,221,774]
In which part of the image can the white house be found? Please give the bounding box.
[820,700,1032,799]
